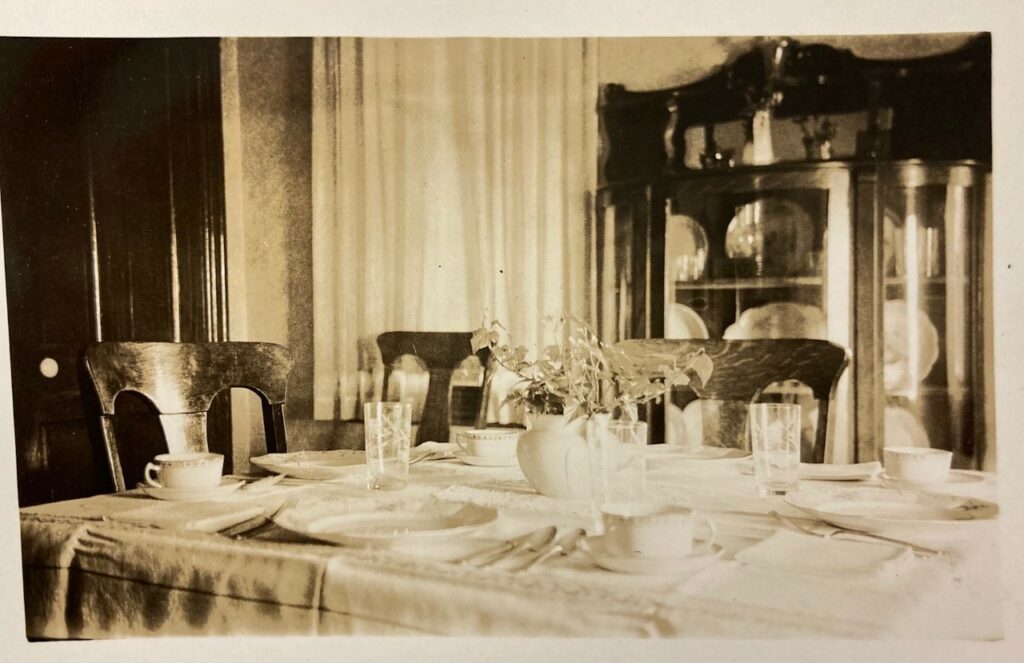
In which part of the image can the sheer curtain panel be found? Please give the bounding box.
[311,38,597,420]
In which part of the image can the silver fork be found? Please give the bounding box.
[220,496,299,539]
[770,511,941,556]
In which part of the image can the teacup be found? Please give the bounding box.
[455,429,520,458]
[144,452,224,490]
[601,501,716,559]
[883,446,952,485]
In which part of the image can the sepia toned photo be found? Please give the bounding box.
[1,3,1020,659]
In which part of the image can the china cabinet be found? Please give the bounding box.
[594,35,992,468]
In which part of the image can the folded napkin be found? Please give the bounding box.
[413,441,457,460]
[107,500,267,532]
[735,528,914,577]
[737,460,882,481]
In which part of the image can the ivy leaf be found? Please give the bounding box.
[470,327,491,353]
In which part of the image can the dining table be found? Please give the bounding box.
[19,443,1003,640]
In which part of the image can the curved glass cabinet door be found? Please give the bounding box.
[862,162,991,468]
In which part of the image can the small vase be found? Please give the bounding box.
[516,413,590,499]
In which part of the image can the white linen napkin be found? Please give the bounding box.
[734,528,914,577]
[107,501,267,532]
[21,491,277,532]
[736,460,882,480]
[412,441,457,460]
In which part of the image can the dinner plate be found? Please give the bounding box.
[884,405,931,448]
[883,300,940,392]
[666,213,709,282]
[785,490,997,538]
[453,451,518,467]
[276,501,498,549]
[665,400,703,448]
[723,302,827,340]
[586,536,723,575]
[250,449,365,480]
[140,477,244,502]
[665,303,709,340]
[737,460,882,481]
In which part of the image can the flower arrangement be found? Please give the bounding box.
[471,317,713,422]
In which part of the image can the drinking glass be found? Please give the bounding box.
[587,418,648,532]
[364,401,413,491]
[603,420,648,502]
[749,403,801,497]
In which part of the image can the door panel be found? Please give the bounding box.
[0,38,229,506]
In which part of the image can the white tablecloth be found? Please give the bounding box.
[20,449,1003,639]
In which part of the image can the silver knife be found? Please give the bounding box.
[476,526,558,568]
[454,527,545,565]
[516,527,587,572]
[459,526,557,568]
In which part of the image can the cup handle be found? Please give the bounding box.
[454,434,468,455]
[691,514,717,555]
[143,462,163,488]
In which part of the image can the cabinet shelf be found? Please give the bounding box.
[675,277,823,291]
[884,277,947,286]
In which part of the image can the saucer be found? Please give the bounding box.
[453,451,518,467]
[586,535,723,575]
[141,478,245,502]
[879,470,985,489]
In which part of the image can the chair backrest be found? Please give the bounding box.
[615,338,850,462]
[84,342,294,491]
[376,331,492,444]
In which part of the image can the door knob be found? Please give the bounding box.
[39,357,59,378]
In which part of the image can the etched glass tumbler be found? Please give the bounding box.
[750,403,801,497]
[364,401,413,491]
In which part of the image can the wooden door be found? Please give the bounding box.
[0,38,229,506]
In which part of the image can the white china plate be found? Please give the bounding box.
[785,491,997,537]
[453,451,518,467]
[665,303,709,340]
[666,213,709,281]
[884,406,931,448]
[250,449,365,480]
[586,536,723,576]
[737,460,882,481]
[879,470,985,489]
[723,302,827,340]
[883,300,940,392]
[141,478,244,502]
[276,502,498,549]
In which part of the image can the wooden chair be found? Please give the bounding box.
[615,339,850,463]
[376,332,492,445]
[83,342,294,492]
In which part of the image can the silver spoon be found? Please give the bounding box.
[517,527,587,572]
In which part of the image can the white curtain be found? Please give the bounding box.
[312,38,598,420]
